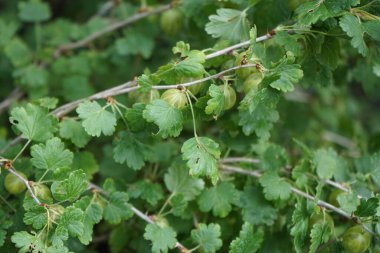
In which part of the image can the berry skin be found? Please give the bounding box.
[309,212,334,231]
[161,89,188,109]
[342,225,371,253]
[160,9,184,36]
[219,85,236,110]
[5,172,27,195]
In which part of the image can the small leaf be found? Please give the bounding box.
[340,14,367,56]
[103,191,133,224]
[181,137,221,184]
[76,101,116,137]
[31,137,74,171]
[191,223,223,253]
[59,118,91,148]
[10,103,55,142]
[205,8,250,42]
[229,223,264,253]
[309,223,332,253]
[18,0,51,22]
[164,165,205,201]
[354,197,379,217]
[144,224,177,253]
[11,231,44,253]
[23,206,47,230]
[259,171,292,201]
[51,170,88,202]
[113,131,148,170]
[205,84,224,116]
[143,99,183,138]
[56,206,85,238]
[198,182,239,217]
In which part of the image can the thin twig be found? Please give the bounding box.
[205,33,273,60]
[6,166,41,205]
[2,33,274,153]
[54,4,172,57]
[0,87,24,115]
[220,157,260,164]
[88,183,189,251]
[219,164,377,237]
[220,157,359,198]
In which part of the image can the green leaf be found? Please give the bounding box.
[31,137,73,171]
[144,224,177,253]
[205,8,250,42]
[38,97,58,109]
[274,31,303,56]
[354,197,379,217]
[229,223,264,253]
[113,131,148,170]
[170,194,188,216]
[259,171,292,201]
[309,223,332,253]
[156,51,205,83]
[76,101,117,137]
[339,14,367,56]
[74,196,103,245]
[295,1,334,26]
[205,84,224,116]
[23,206,47,230]
[143,99,183,138]
[164,165,205,201]
[290,200,309,253]
[198,182,239,217]
[72,151,99,179]
[11,231,44,253]
[337,192,360,214]
[261,143,288,171]
[115,32,154,59]
[191,223,223,253]
[4,38,32,67]
[238,88,280,140]
[137,74,160,93]
[364,21,380,41]
[313,148,340,180]
[10,103,55,142]
[56,206,84,238]
[51,170,88,202]
[103,191,133,224]
[240,186,277,226]
[181,136,221,184]
[268,52,303,92]
[16,65,50,88]
[125,103,148,132]
[18,0,51,22]
[316,37,340,69]
[129,180,164,206]
[59,118,90,148]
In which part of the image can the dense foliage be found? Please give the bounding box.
[0,0,380,252]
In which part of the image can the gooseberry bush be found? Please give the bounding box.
[0,0,380,252]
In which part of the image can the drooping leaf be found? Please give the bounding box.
[229,223,264,253]
[181,136,221,184]
[143,99,183,138]
[340,14,368,56]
